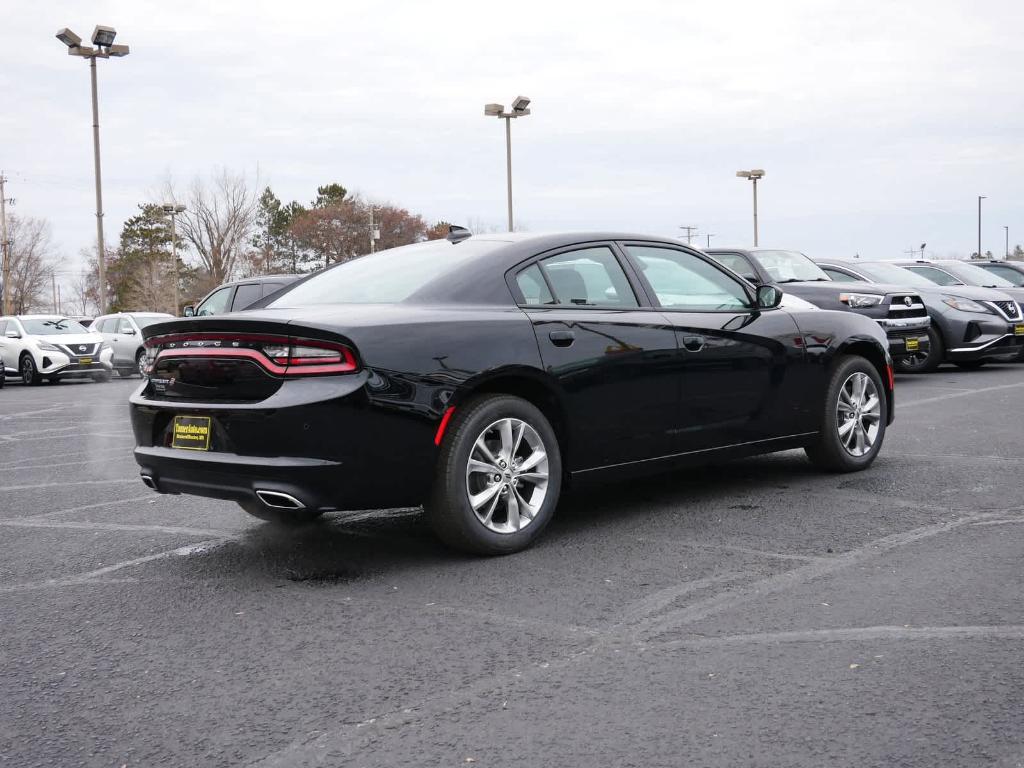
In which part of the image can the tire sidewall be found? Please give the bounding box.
[430,395,562,555]
[893,325,943,374]
[21,354,38,385]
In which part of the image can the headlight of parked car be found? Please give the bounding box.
[37,342,59,351]
[839,293,884,308]
[941,295,991,313]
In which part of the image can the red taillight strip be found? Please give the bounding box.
[434,406,456,446]
[149,334,358,376]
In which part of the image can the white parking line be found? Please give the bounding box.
[0,517,236,537]
[899,380,1024,408]
[0,479,138,492]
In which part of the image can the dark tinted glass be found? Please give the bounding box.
[539,247,638,308]
[232,283,263,310]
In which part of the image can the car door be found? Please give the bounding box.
[195,286,235,316]
[621,243,809,451]
[511,243,679,471]
[113,317,139,364]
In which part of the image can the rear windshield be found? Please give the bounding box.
[21,318,90,335]
[268,240,499,306]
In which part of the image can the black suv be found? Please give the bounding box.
[706,248,931,361]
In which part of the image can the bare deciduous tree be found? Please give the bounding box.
[164,169,257,289]
[6,214,56,313]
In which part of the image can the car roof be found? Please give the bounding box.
[219,274,302,287]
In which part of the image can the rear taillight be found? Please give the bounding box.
[144,333,358,377]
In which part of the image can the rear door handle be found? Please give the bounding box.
[683,335,705,352]
[549,330,575,347]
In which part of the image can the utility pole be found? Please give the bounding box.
[1004,226,1009,259]
[678,225,698,245]
[706,233,715,248]
[369,206,380,254]
[0,171,10,315]
[51,272,58,312]
[977,195,986,259]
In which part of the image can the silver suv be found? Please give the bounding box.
[91,312,173,377]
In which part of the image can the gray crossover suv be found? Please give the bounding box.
[817,259,1024,372]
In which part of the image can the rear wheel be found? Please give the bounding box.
[893,325,944,374]
[135,348,147,377]
[427,394,562,555]
[953,360,986,370]
[805,355,887,472]
[20,354,42,385]
[237,500,324,525]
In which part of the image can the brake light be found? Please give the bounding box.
[144,333,358,377]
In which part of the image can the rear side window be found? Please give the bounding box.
[537,247,638,308]
[712,252,759,281]
[515,264,554,305]
[905,266,960,286]
[232,283,263,311]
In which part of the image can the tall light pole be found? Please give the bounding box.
[0,171,11,315]
[736,169,765,246]
[1004,226,1009,259]
[484,96,531,231]
[162,204,185,315]
[977,195,986,259]
[56,25,130,315]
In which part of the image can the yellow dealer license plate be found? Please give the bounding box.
[1015,324,1024,336]
[905,338,919,352]
[171,415,212,451]
[79,357,93,365]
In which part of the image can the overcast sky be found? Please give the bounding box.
[3,0,1023,291]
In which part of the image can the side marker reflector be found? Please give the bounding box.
[434,406,456,446]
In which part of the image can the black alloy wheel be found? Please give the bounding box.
[893,326,944,374]
[20,354,42,386]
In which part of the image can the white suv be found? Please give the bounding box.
[0,315,114,385]
[91,312,173,377]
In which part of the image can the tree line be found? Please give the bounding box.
[3,168,452,315]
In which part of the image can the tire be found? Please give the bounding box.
[20,354,42,386]
[135,348,147,377]
[92,371,112,383]
[237,499,324,525]
[426,394,562,555]
[805,355,887,473]
[893,326,944,374]
[953,360,986,370]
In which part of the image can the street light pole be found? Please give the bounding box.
[162,203,185,315]
[56,25,130,316]
[977,195,986,259]
[1004,225,1009,259]
[0,171,10,315]
[485,97,531,232]
[736,169,766,246]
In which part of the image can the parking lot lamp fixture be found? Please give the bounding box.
[736,169,765,246]
[55,25,131,315]
[484,96,531,231]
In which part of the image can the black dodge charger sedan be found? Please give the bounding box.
[132,232,894,555]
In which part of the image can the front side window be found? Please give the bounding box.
[980,265,1024,286]
[118,318,135,334]
[196,287,233,316]
[905,266,961,286]
[20,318,90,335]
[627,246,751,311]
[537,247,638,308]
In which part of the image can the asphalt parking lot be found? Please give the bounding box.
[1,369,1023,767]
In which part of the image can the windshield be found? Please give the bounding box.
[857,262,936,288]
[20,318,90,335]
[268,240,499,306]
[751,250,830,283]
[134,315,171,329]
[948,262,1015,287]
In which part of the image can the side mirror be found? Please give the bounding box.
[4,330,20,339]
[124,328,136,335]
[755,283,783,309]
[183,305,195,317]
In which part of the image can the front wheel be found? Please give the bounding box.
[20,354,42,385]
[427,395,562,555]
[893,326,944,374]
[805,356,887,472]
[135,348,147,377]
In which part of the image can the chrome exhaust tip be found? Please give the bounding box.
[255,490,305,510]
[140,474,157,490]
